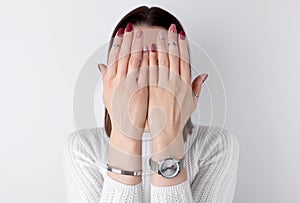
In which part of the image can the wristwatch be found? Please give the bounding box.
[149,157,185,179]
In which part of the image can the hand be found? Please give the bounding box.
[98,24,149,185]
[98,25,149,141]
[148,24,208,157]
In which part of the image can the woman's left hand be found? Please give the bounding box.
[148,24,208,159]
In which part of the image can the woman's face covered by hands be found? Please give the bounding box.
[99,23,207,139]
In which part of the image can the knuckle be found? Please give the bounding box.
[129,56,141,67]
[142,53,149,60]
[109,53,118,64]
[158,60,168,68]
[169,53,179,61]
[180,52,189,63]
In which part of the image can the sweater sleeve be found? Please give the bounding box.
[63,129,142,203]
[150,127,240,203]
[151,179,193,202]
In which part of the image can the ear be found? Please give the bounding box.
[98,63,107,75]
[191,73,208,102]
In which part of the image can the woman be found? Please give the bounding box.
[64,6,239,203]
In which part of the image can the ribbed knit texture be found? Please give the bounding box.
[63,125,239,203]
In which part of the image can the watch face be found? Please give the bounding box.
[159,157,180,178]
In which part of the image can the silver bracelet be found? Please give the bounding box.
[106,162,143,176]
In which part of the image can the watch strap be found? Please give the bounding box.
[149,158,158,172]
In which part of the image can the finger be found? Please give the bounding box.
[138,46,149,87]
[149,43,158,86]
[157,30,169,84]
[117,23,134,78]
[127,29,143,75]
[178,30,191,84]
[168,24,180,79]
[192,73,208,103]
[107,28,124,78]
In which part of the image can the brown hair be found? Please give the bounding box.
[104,6,194,142]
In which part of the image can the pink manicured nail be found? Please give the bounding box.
[117,28,124,37]
[136,29,142,38]
[169,24,177,33]
[126,23,133,32]
[151,43,156,52]
[159,30,165,40]
[179,30,185,40]
[143,45,148,52]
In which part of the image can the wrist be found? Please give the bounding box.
[151,130,183,150]
[108,129,142,172]
[111,121,144,141]
[151,132,185,162]
[110,129,142,154]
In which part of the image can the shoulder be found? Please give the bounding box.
[64,127,109,165]
[190,125,240,163]
[195,125,239,147]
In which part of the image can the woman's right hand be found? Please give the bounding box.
[98,24,148,184]
[98,24,149,141]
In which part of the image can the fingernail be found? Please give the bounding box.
[159,30,165,40]
[136,29,142,38]
[126,23,133,32]
[151,43,156,52]
[179,30,185,40]
[203,74,208,83]
[117,28,124,37]
[143,45,148,52]
[169,24,177,33]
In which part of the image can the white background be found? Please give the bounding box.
[1,0,300,202]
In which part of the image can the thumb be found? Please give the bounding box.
[98,63,107,75]
[192,73,208,101]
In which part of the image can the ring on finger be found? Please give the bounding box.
[193,91,199,97]
[113,44,120,48]
[168,41,177,46]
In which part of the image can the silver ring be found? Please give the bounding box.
[193,91,199,97]
[113,44,120,48]
[168,41,177,46]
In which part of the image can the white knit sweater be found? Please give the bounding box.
[64,125,239,203]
